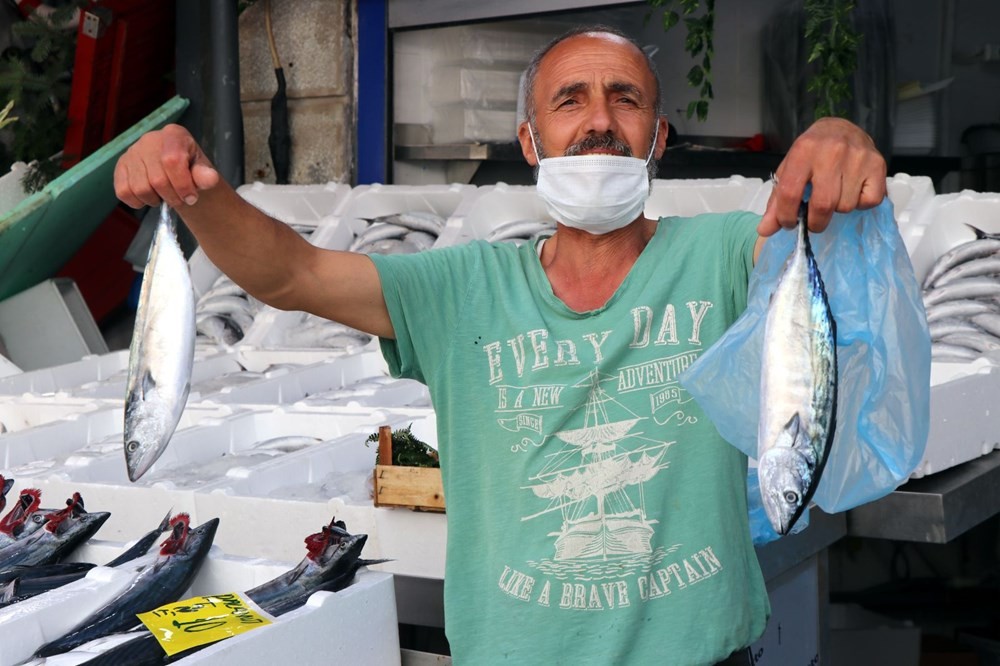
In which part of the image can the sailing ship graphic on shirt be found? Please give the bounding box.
[523,369,678,580]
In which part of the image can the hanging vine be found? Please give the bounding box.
[804,0,861,119]
[645,0,715,121]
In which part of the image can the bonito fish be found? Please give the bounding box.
[0,510,173,607]
[758,201,838,535]
[124,203,196,481]
[0,493,109,571]
[78,518,382,665]
[34,514,219,658]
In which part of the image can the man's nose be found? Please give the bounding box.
[584,96,616,135]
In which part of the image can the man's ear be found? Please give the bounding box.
[654,116,669,160]
[517,121,539,167]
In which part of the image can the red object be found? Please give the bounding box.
[56,0,176,322]
[56,206,140,323]
[741,133,767,153]
[61,0,176,169]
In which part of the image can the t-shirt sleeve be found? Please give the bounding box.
[369,244,481,384]
[723,210,761,313]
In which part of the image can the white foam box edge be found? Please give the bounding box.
[4,541,396,666]
[742,174,935,223]
[177,570,399,666]
[0,395,106,437]
[236,181,352,225]
[0,563,146,666]
[646,175,765,219]
[911,366,1000,479]
[189,350,389,405]
[438,182,552,248]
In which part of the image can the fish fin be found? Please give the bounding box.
[0,579,17,603]
[967,224,1000,240]
[141,370,156,399]
[774,413,802,449]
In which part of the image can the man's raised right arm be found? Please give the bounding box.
[113,124,394,339]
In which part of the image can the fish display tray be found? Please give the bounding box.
[742,173,936,224]
[911,362,1000,479]
[0,538,397,666]
[0,347,220,398]
[0,397,107,437]
[645,175,765,219]
[1,407,444,575]
[0,401,241,472]
[313,182,476,251]
[907,190,1000,284]
[235,181,352,229]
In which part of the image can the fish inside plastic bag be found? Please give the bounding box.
[682,197,931,542]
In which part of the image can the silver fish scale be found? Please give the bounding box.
[758,204,837,535]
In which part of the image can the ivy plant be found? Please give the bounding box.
[0,1,85,191]
[645,0,715,121]
[804,0,861,119]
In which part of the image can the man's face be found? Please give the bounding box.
[517,33,666,166]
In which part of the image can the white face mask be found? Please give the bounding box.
[531,124,658,235]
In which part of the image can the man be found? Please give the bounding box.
[115,25,885,665]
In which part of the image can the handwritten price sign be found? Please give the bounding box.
[137,592,274,656]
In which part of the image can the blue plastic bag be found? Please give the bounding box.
[681,197,931,517]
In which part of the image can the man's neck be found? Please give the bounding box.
[539,217,658,312]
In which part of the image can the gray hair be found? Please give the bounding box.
[522,25,663,129]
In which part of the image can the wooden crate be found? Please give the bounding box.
[372,425,445,512]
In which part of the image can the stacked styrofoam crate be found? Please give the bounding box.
[0,536,397,666]
[438,177,768,248]
[244,183,477,351]
[190,182,355,351]
[741,173,935,225]
[904,191,1000,478]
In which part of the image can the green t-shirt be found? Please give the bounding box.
[371,212,769,665]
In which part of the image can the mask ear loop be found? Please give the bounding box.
[644,119,660,165]
[528,125,542,163]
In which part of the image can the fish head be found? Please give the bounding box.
[124,398,177,482]
[0,476,12,510]
[757,446,811,536]
[1,488,43,536]
[178,517,220,562]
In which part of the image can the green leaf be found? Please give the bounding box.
[663,10,680,30]
[680,0,700,14]
[686,65,704,86]
[686,99,699,119]
[696,100,709,121]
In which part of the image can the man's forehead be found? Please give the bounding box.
[537,33,651,86]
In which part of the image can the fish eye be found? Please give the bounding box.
[783,490,799,504]
[32,515,44,523]
[126,440,140,453]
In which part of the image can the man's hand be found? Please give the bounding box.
[114,124,221,209]
[758,117,887,237]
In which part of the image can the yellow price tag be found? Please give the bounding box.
[137,592,274,656]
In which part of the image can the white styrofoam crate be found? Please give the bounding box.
[0,348,223,398]
[0,535,397,666]
[0,401,240,472]
[646,175,765,219]
[235,181,352,228]
[0,397,106,438]
[742,174,936,232]
[204,349,430,408]
[2,406,434,564]
[910,363,1000,479]
[436,182,552,248]
[908,190,1000,285]
[312,182,476,252]
[15,348,368,405]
